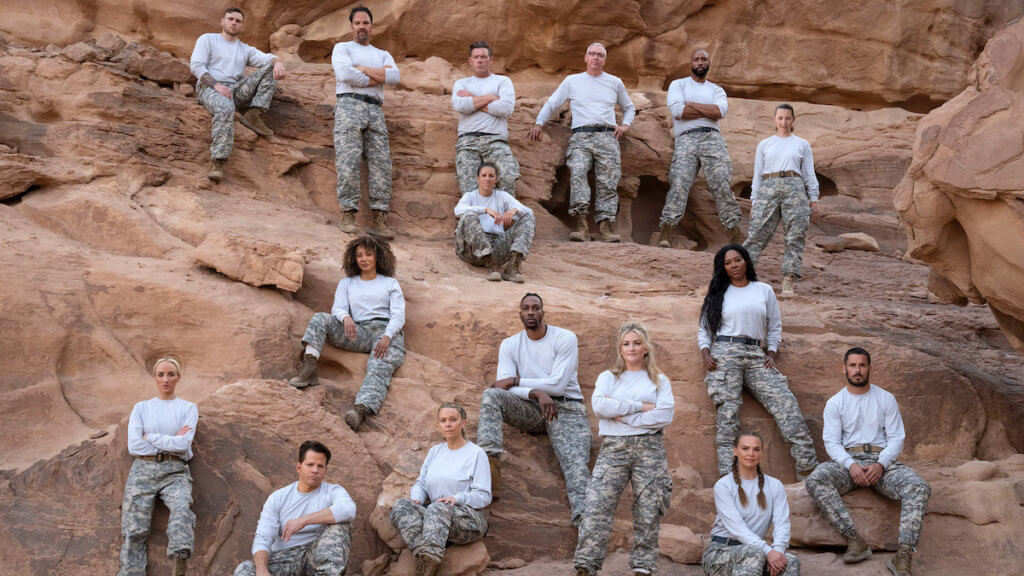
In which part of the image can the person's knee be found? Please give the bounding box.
[481,387,505,407]
[804,467,830,494]
[748,546,766,564]
[390,498,415,520]
[312,311,332,324]
[234,560,256,576]
[904,479,931,503]
[426,501,452,518]
[786,553,800,573]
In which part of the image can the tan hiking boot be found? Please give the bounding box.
[575,567,591,576]
[782,274,797,296]
[173,558,188,576]
[414,554,442,576]
[207,159,226,182]
[502,251,525,283]
[598,219,621,243]
[367,210,395,239]
[657,223,673,248]
[886,544,913,576]
[338,211,359,234]
[240,108,273,137]
[483,254,502,281]
[344,404,371,430]
[288,353,319,389]
[568,214,590,242]
[488,455,501,494]
[843,533,872,564]
[727,225,745,245]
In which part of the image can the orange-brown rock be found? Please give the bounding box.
[194,231,306,292]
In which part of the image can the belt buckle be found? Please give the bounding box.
[155,453,165,462]
[862,444,872,453]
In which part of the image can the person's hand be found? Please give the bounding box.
[701,348,718,371]
[532,390,558,421]
[436,496,458,506]
[528,125,544,141]
[272,60,287,80]
[490,377,516,390]
[613,124,628,140]
[766,550,787,576]
[810,201,820,221]
[763,350,777,370]
[343,316,357,339]
[355,66,368,74]
[281,517,306,542]
[502,209,517,229]
[864,462,884,485]
[175,425,193,436]
[214,83,232,99]
[849,463,871,487]
[485,208,503,226]
[373,335,392,359]
[457,89,474,97]
[641,402,655,412]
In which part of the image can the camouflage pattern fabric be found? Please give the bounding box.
[454,212,535,266]
[574,434,672,574]
[333,97,392,213]
[233,523,352,576]
[743,176,811,278]
[701,541,800,576]
[565,132,621,223]
[455,135,521,196]
[660,131,739,228]
[389,498,488,560]
[117,458,195,576]
[301,313,405,413]
[197,63,277,160]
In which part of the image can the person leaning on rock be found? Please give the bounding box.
[659,49,744,247]
[475,293,593,528]
[804,348,931,576]
[289,235,406,431]
[331,5,400,239]
[189,6,286,182]
[529,43,635,243]
[117,358,198,576]
[233,441,356,576]
[453,162,535,283]
[390,402,491,576]
[451,41,520,196]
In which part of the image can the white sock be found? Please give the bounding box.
[305,345,320,359]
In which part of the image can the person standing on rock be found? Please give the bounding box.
[476,293,593,527]
[189,6,286,183]
[118,357,198,576]
[288,235,406,431]
[658,49,744,247]
[234,441,355,576]
[332,5,400,239]
[454,163,535,283]
[702,431,800,576]
[390,402,491,576]
[805,348,931,576]
[529,43,635,243]
[573,323,674,576]
[452,41,520,196]
[743,104,820,296]
[699,244,818,479]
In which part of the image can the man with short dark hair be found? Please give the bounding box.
[234,441,356,576]
[189,7,286,182]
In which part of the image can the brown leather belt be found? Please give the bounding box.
[847,444,884,454]
[762,170,800,179]
[136,453,186,463]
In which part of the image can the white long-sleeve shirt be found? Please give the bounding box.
[189,33,276,86]
[410,441,492,509]
[331,41,400,101]
[252,481,356,554]
[823,384,906,470]
[591,370,674,436]
[535,72,635,129]
[666,77,728,135]
[451,74,515,137]
[453,189,532,235]
[698,282,782,352]
[498,325,583,401]
[751,135,820,202]
[710,473,791,555]
[127,397,199,461]
[330,275,405,339]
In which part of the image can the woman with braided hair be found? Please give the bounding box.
[703,431,799,576]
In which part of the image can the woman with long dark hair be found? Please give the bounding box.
[698,244,817,479]
[289,235,406,431]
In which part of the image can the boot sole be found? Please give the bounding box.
[843,549,872,564]
[289,378,318,389]
[568,235,588,242]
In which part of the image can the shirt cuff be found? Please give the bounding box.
[761,542,773,555]
[842,456,856,470]
[630,401,643,414]
[772,543,786,554]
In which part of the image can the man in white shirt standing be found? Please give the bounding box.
[452,41,519,196]
[659,49,744,247]
[190,7,286,182]
[234,441,356,576]
[476,293,593,527]
[805,348,931,576]
[529,43,635,243]
[332,6,401,239]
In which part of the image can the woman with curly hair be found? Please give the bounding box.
[289,235,406,430]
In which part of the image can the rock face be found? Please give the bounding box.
[194,231,305,292]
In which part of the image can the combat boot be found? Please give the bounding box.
[338,211,359,234]
[597,219,621,243]
[483,254,502,282]
[842,533,872,563]
[781,274,797,296]
[414,554,442,576]
[886,544,913,576]
[207,159,226,182]
[173,558,188,576]
[240,108,274,137]
[727,225,745,245]
[288,354,319,389]
[344,403,371,430]
[488,455,501,494]
[575,567,591,576]
[568,214,590,242]
[657,222,673,248]
[368,210,395,239]
[502,252,525,283]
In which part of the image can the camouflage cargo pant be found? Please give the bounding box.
[805,454,931,547]
[233,523,352,576]
[701,541,800,576]
[566,131,621,222]
[661,131,740,228]
[454,212,535,266]
[334,97,392,213]
[197,63,277,160]
[389,498,488,560]
[705,341,818,477]
[574,434,672,574]
[117,458,195,576]
[743,177,811,278]
[476,388,593,526]
[455,134,521,196]
[301,314,406,413]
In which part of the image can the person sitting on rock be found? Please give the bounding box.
[234,441,355,576]
[699,244,818,479]
[702,431,800,576]
[476,292,592,527]
[573,323,674,576]
[529,42,635,243]
[804,348,931,576]
[454,163,535,283]
[390,402,491,576]
[288,235,406,431]
[118,357,198,576]
[189,6,286,182]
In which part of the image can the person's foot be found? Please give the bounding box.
[239,108,273,137]
[338,211,359,234]
[483,255,502,281]
[782,274,797,296]
[657,222,673,248]
[568,214,589,242]
[575,566,591,576]
[207,159,226,182]
[344,404,370,430]
[367,210,395,239]
[727,225,745,245]
[597,219,621,243]
[843,533,872,563]
[886,544,913,576]
[173,558,188,576]
[414,554,442,576]
[487,455,501,495]
[288,353,319,389]
[502,252,525,283]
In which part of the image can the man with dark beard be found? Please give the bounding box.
[658,49,744,247]
[804,348,931,576]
